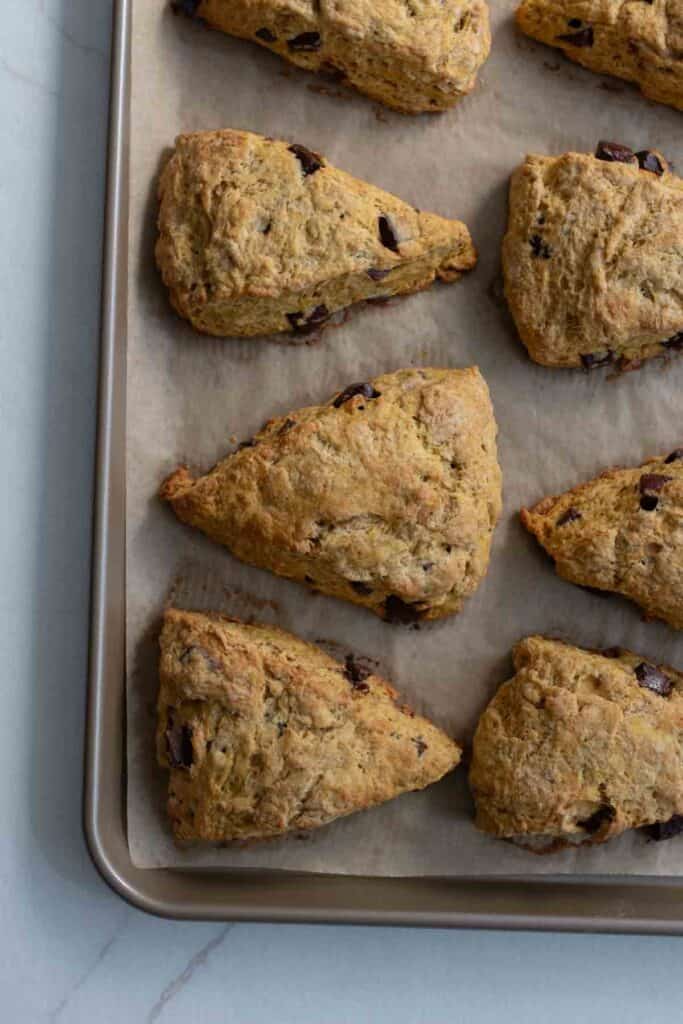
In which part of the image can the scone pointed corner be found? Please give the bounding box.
[159,466,196,503]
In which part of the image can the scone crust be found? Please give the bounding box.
[187,0,491,113]
[158,608,461,841]
[470,635,683,844]
[521,449,683,628]
[160,367,502,622]
[155,129,476,337]
[502,151,683,368]
[516,0,683,111]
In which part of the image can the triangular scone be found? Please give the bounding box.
[516,0,683,112]
[161,367,502,623]
[502,146,683,370]
[521,448,683,629]
[172,1,490,114]
[158,608,461,841]
[156,130,476,337]
[470,636,683,849]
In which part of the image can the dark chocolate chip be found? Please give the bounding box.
[602,647,622,658]
[580,350,613,370]
[640,473,672,493]
[640,494,659,511]
[556,26,594,46]
[557,507,581,526]
[287,31,322,51]
[594,140,637,165]
[378,215,400,252]
[179,645,221,672]
[665,448,683,464]
[635,150,665,175]
[255,27,277,42]
[422,561,435,572]
[304,574,314,584]
[568,16,583,27]
[384,595,423,624]
[635,662,673,697]
[278,417,296,435]
[413,737,428,758]
[367,268,391,281]
[332,382,381,408]
[171,0,201,17]
[578,804,615,834]
[288,143,323,176]
[277,721,288,737]
[350,580,373,595]
[662,332,683,351]
[529,234,552,259]
[286,304,330,334]
[166,721,194,769]
[643,815,683,841]
[344,654,371,691]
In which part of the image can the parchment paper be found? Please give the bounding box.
[127,0,683,873]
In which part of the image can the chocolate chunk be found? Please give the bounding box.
[277,721,288,737]
[578,804,615,834]
[278,417,296,435]
[367,268,391,281]
[179,645,221,672]
[557,507,581,526]
[640,494,659,511]
[665,448,683,464]
[286,304,330,334]
[288,143,323,176]
[602,647,622,658]
[635,150,665,175]
[580,350,613,369]
[350,580,373,595]
[171,0,201,17]
[384,595,423,624]
[287,31,322,52]
[662,332,683,351]
[332,382,381,407]
[556,26,594,46]
[166,721,194,769]
[635,662,673,697]
[568,17,583,27]
[643,815,683,841]
[344,654,371,691]
[255,27,277,42]
[594,141,637,165]
[640,473,672,493]
[529,234,552,259]
[413,737,428,758]
[304,574,314,584]
[378,215,400,252]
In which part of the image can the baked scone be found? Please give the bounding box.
[516,0,683,112]
[160,367,502,623]
[156,130,476,338]
[470,635,683,849]
[171,0,491,113]
[158,608,461,840]
[521,447,683,628]
[502,143,683,370]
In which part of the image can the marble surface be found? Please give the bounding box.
[3,3,683,1021]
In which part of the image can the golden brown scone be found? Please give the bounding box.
[521,447,683,629]
[155,129,476,338]
[516,0,683,111]
[160,368,502,623]
[171,0,490,113]
[470,635,683,849]
[158,608,462,841]
[502,144,683,370]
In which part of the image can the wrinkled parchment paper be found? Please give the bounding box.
[127,0,683,873]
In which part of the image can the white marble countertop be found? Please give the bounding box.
[3,3,682,1021]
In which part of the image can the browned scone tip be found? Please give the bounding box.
[158,607,462,842]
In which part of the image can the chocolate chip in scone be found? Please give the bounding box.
[556,25,594,46]
[288,143,323,177]
[166,720,194,769]
[277,721,288,737]
[635,150,665,175]
[557,507,581,526]
[665,448,683,464]
[179,645,221,672]
[287,31,322,52]
[332,382,381,408]
[640,473,672,493]
[529,234,552,259]
[367,268,391,281]
[643,815,683,841]
[413,737,428,758]
[602,647,622,658]
[378,215,400,252]
[344,654,371,691]
[594,141,638,165]
[278,417,296,435]
[640,494,659,511]
[384,595,423,625]
[580,350,613,370]
[171,0,201,17]
[567,17,583,27]
[635,662,674,697]
[350,580,373,595]
[662,332,683,351]
[255,27,277,42]
[578,803,615,833]
[286,304,330,334]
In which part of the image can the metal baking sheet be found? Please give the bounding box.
[85,0,683,928]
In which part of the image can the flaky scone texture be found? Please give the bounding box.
[175,0,490,113]
[521,448,683,629]
[161,368,502,623]
[502,151,683,369]
[470,636,683,847]
[156,129,476,338]
[516,0,683,111]
[158,608,461,841]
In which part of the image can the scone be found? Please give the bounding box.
[160,367,502,623]
[171,0,491,113]
[158,608,461,840]
[516,0,683,112]
[502,143,683,370]
[521,447,683,629]
[470,635,683,849]
[156,130,476,338]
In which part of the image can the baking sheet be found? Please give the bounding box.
[127,0,683,873]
